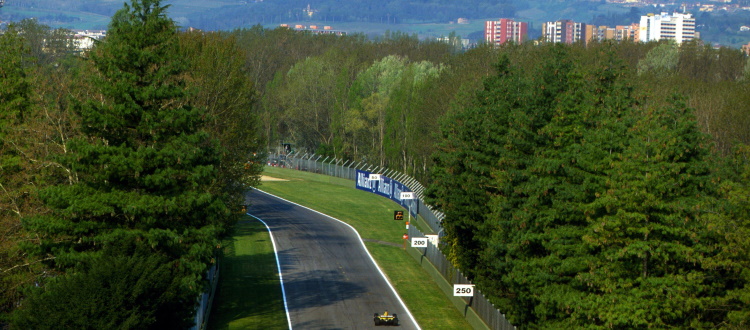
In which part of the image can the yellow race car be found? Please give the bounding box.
[373,310,399,326]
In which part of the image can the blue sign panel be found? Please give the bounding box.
[355,169,418,217]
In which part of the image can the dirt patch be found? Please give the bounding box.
[260,175,288,182]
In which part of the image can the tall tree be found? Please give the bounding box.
[11,252,188,329]
[713,144,750,328]
[348,55,408,165]
[179,31,265,210]
[574,95,725,328]
[0,22,34,320]
[16,0,226,326]
[1,21,93,320]
[268,50,353,154]
[428,42,737,327]
[384,60,443,175]
[427,43,574,282]
[12,19,75,66]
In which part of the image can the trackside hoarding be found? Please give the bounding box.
[356,169,418,218]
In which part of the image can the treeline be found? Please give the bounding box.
[0,0,263,327]
[249,31,750,182]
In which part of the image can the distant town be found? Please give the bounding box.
[280,10,750,56]
[607,0,750,13]
[482,11,750,55]
[12,0,750,55]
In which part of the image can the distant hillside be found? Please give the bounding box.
[1,0,749,47]
[0,0,658,30]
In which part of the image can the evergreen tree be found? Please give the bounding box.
[0,23,31,162]
[574,94,724,328]
[427,43,573,282]
[11,251,191,329]
[18,0,226,325]
[429,42,734,327]
[0,22,34,320]
[483,45,637,326]
[706,144,750,327]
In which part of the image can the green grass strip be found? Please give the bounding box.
[208,218,288,330]
[258,166,472,329]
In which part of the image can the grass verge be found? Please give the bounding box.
[208,218,288,330]
[258,166,471,329]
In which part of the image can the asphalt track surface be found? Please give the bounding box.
[245,189,420,330]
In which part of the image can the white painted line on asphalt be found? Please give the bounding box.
[247,213,294,330]
[253,189,422,330]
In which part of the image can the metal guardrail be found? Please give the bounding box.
[191,262,219,330]
[409,225,515,330]
[269,152,515,330]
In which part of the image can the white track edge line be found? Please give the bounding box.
[253,188,421,330]
[246,213,294,330]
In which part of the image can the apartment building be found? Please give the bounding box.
[585,24,640,44]
[70,30,107,51]
[639,12,696,44]
[484,18,528,45]
[542,20,586,44]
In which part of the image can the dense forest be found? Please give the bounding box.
[3,0,750,328]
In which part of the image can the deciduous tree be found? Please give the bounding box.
[179,31,265,213]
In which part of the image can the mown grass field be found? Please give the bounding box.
[253,166,471,329]
[207,219,288,330]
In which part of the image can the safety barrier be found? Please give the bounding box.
[190,261,219,330]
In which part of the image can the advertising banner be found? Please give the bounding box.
[355,169,418,217]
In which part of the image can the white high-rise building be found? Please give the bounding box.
[639,12,696,44]
[542,20,586,44]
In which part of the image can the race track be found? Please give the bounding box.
[245,189,420,330]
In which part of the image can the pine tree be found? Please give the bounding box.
[427,43,575,283]
[576,94,723,328]
[0,23,31,169]
[0,22,34,319]
[11,252,191,329]
[484,45,639,326]
[18,0,226,325]
[716,144,750,327]
[428,42,732,327]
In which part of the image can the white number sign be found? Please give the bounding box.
[453,284,475,297]
[369,174,382,181]
[425,234,439,246]
[411,237,428,247]
[400,192,415,200]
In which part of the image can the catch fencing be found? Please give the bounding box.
[275,152,444,234]
[269,152,515,330]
